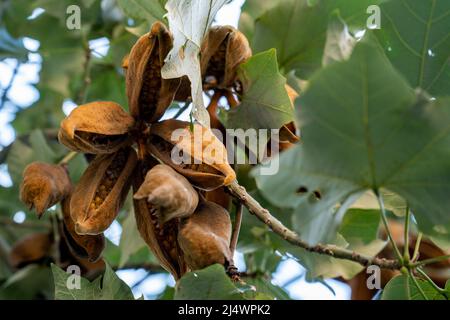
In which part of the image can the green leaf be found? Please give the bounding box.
[119,210,147,267]
[117,0,166,22]
[51,262,135,300]
[101,263,135,300]
[252,0,329,78]
[226,49,294,131]
[254,37,450,243]
[52,264,101,300]
[376,0,450,96]
[241,277,291,300]
[382,274,446,300]
[0,265,54,300]
[289,209,385,280]
[339,209,380,244]
[238,0,281,40]
[329,0,387,30]
[174,264,244,300]
[85,64,128,108]
[6,129,58,186]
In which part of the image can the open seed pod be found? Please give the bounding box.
[20,162,71,218]
[58,101,134,154]
[205,187,231,210]
[201,25,252,89]
[61,195,105,262]
[9,232,53,269]
[132,156,187,279]
[126,21,181,123]
[133,164,198,225]
[70,147,137,235]
[178,199,232,270]
[148,119,236,191]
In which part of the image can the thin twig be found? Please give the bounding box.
[404,206,410,261]
[376,191,403,262]
[174,100,192,119]
[412,254,450,268]
[58,151,78,165]
[230,202,243,257]
[408,269,428,300]
[76,45,92,105]
[132,272,152,289]
[224,89,239,108]
[416,267,447,298]
[227,181,400,270]
[0,60,20,111]
[412,232,423,262]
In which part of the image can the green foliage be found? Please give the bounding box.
[254,38,450,244]
[376,0,450,96]
[382,275,448,300]
[174,264,244,300]
[226,49,294,131]
[51,262,135,300]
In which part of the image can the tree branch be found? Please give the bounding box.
[227,181,401,270]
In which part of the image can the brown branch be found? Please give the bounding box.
[75,45,92,105]
[227,181,401,270]
[230,202,243,257]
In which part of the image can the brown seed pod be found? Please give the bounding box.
[205,187,231,210]
[70,147,137,235]
[126,21,181,123]
[178,200,232,270]
[20,162,71,218]
[9,232,53,268]
[148,119,236,191]
[279,84,300,143]
[61,194,105,262]
[58,101,134,154]
[132,157,187,279]
[201,25,252,89]
[134,164,198,225]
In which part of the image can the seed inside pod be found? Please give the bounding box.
[148,119,236,191]
[58,101,134,154]
[70,147,137,235]
[126,21,181,123]
[201,25,252,89]
[178,199,232,270]
[132,157,187,279]
[61,194,105,263]
[20,162,71,218]
[133,164,199,225]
